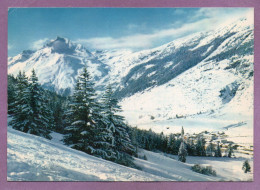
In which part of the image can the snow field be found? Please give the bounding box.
[136,150,253,181]
[7,127,253,181]
[7,127,167,181]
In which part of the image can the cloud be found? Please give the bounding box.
[127,24,139,30]
[76,35,153,50]
[192,8,252,26]
[8,44,13,50]
[76,8,253,51]
[31,38,49,50]
[76,19,210,50]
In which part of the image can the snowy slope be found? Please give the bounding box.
[7,127,167,181]
[135,150,219,181]
[119,54,253,132]
[136,150,253,181]
[117,16,253,143]
[7,127,252,181]
[94,17,253,99]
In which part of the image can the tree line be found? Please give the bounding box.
[8,68,136,168]
[130,127,233,162]
[8,67,233,168]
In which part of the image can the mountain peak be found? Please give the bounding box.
[53,36,70,44]
[45,36,76,54]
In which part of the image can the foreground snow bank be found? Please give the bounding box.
[7,127,253,181]
[7,128,167,181]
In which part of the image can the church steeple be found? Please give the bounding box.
[181,126,184,138]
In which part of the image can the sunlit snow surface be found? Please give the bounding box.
[7,127,167,181]
[119,55,253,140]
[136,150,253,181]
[7,127,253,181]
[118,17,254,147]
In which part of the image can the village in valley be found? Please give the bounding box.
[182,130,253,157]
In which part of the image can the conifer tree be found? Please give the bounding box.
[46,91,67,133]
[227,143,233,158]
[10,70,53,139]
[186,138,196,156]
[206,142,215,157]
[27,69,53,139]
[101,84,135,166]
[160,132,168,152]
[129,127,139,156]
[94,118,116,160]
[8,75,17,115]
[93,101,117,160]
[242,160,251,173]
[9,71,31,132]
[178,126,188,162]
[63,68,97,154]
[215,142,222,157]
[167,134,176,154]
[196,136,206,156]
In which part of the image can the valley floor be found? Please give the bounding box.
[7,127,253,181]
[136,150,253,181]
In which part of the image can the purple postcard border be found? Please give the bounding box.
[0,0,259,190]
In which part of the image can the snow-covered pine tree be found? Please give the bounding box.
[215,142,222,157]
[167,134,176,154]
[63,67,97,154]
[186,138,196,156]
[129,127,138,156]
[93,118,116,160]
[27,69,53,139]
[178,142,188,162]
[160,132,168,152]
[10,70,53,139]
[90,84,117,160]
[227,143,233,158]
[92,102,116,161]
[206,142,215,157]
[46,90,67,133]
[101,84,136,166]
[242,160,251,173]
[196,136,206,156]
[9,71,31,133]
[8,74,17,115]
[178,126,188,162]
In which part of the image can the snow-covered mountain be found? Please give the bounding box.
[8,37,109,95]
[96,17,254,138]
[93,17,253,98]
[8,17,254,138]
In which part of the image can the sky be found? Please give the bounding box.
[8,8,253,57]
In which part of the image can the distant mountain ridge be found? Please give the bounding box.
[8,17,254,133]
[116,17,253,133]
[8,36,109,95]
[8,17,253,98]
